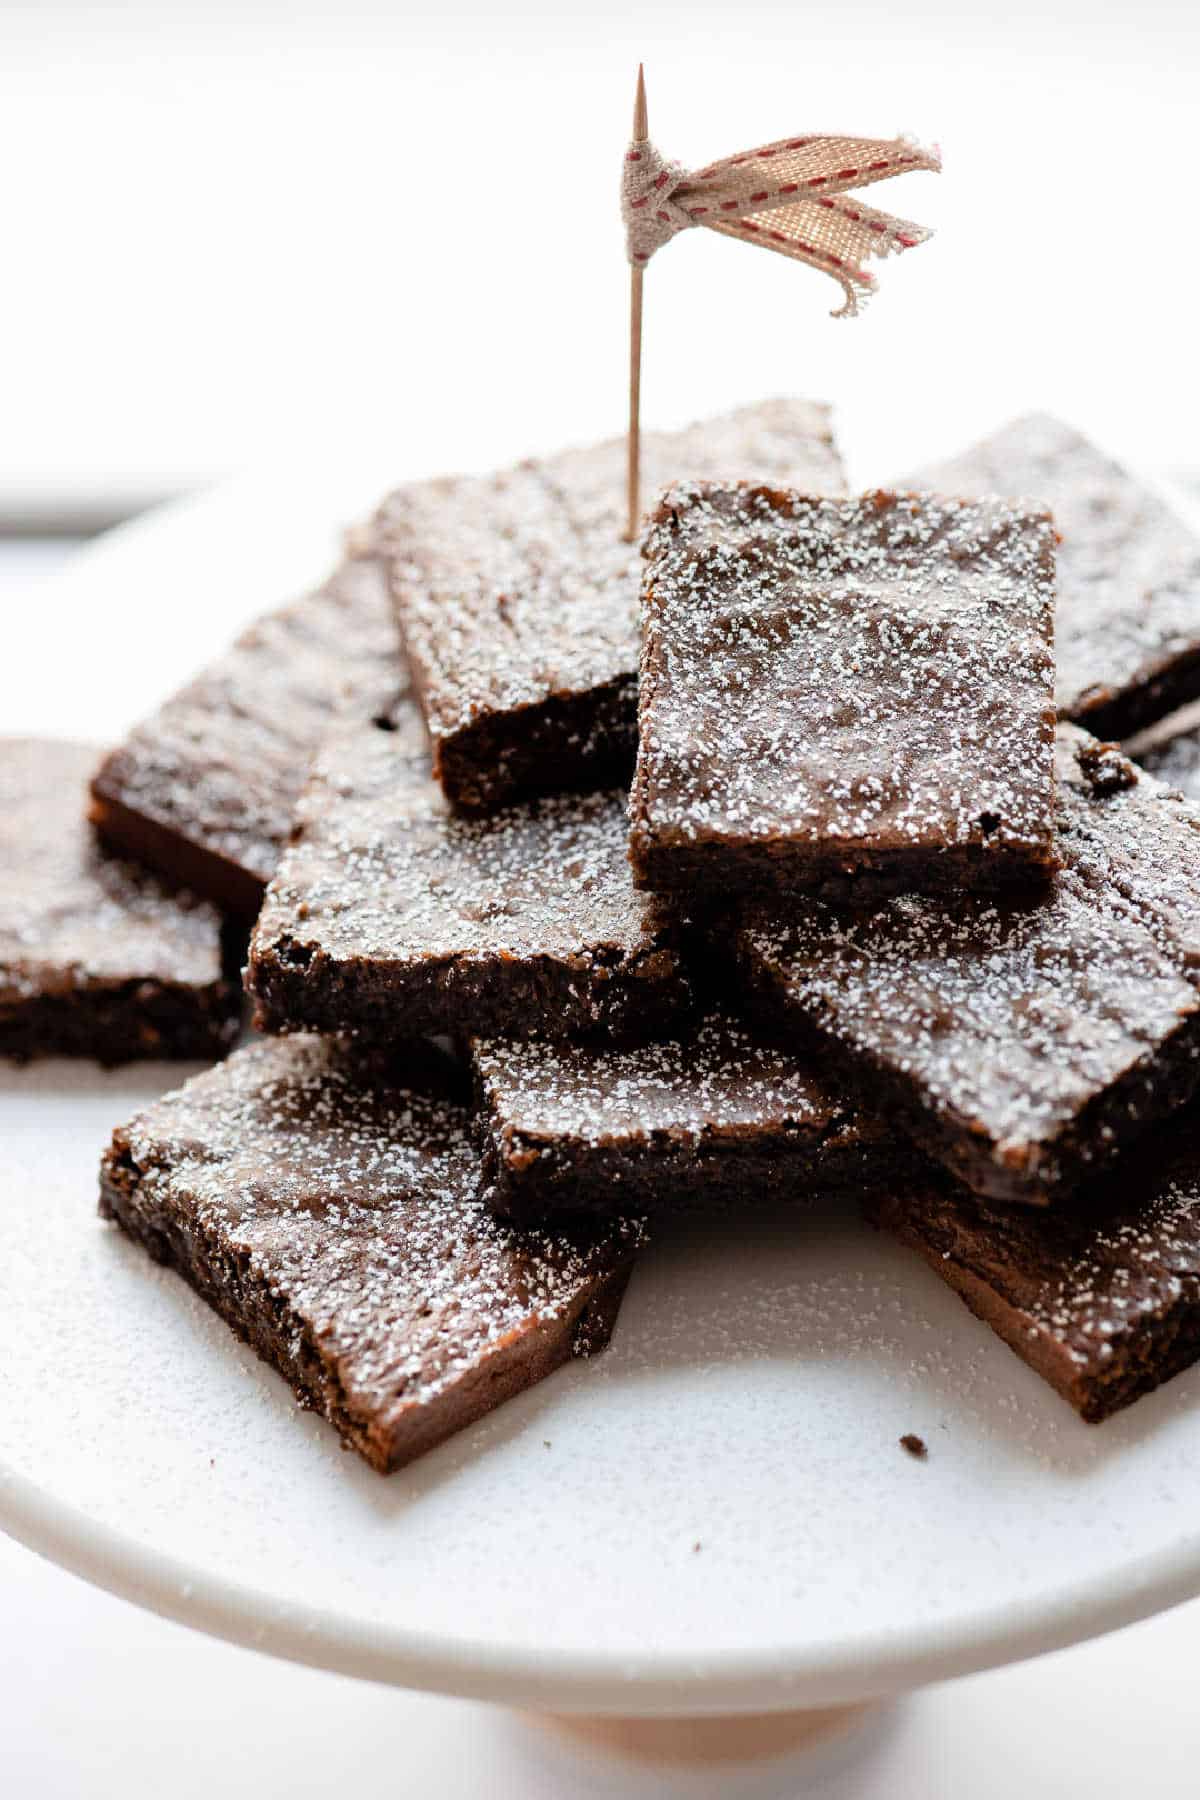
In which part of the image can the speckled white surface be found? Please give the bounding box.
[4,1054,1200,1708]
[4,470,1200,1716]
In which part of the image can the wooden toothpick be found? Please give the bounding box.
[625,64,648,543]
[620,82,940,529]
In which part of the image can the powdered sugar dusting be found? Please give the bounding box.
[104,1037,643,1445]
[877,1126,1200,1416]
[632,484,1056,895]
[1017,1181,1200,1367]
[741,728,1200,1201]
[474,1010,873,1148]
[375,400,844,750]
[249,719,690,1041]
[1,737,228,1002]
[91,556,405,891]
[907,413,1200,735]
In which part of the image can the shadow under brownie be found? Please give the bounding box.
[100,1036,643,1474]
[1,737,239,1065]
[248,715,693,1045]
[630,485,1057,904]
[739,728,1200,1209]
[374,398,845,815]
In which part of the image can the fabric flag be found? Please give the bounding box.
[622,132,940,316]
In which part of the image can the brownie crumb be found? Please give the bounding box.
[1077,740,1138,795]
[900,1433,928,1460]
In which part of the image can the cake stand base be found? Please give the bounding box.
[535,1698,886,1764]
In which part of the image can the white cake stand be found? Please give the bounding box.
[4,458,1200,1739]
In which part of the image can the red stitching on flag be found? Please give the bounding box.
[621,125,936,300]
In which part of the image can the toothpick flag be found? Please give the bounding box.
[622,129,941,317]
[620,67,941,534]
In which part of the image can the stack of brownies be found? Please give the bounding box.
[8,399,1200,1475]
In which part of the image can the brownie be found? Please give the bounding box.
[630,485,1057,903]
[738,727,1200,1208]
[472,1010,921,1226]
[0,738,239,1065]
[1126,700,1200,805]
[247,715,693,1044]
[906,414,1200,739]
[868,1104,1200,1422]
[90,554,405,918]
[99,1035,642,1473]
[374,399,845,814]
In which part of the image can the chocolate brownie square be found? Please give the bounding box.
[374,399,845,814]
[247,715,693,1044]
[630,485,1057,903]
[472,1010,921,1226]
[906,414,1200,738]
[1,738,239,1064]
[739,728,1200,1207]
[869,1105,1200,1422]
[100,1036,642,1473]
[90,554,405,918]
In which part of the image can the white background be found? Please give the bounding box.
[3,1,1200,1791]
[2,0,1198,521]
